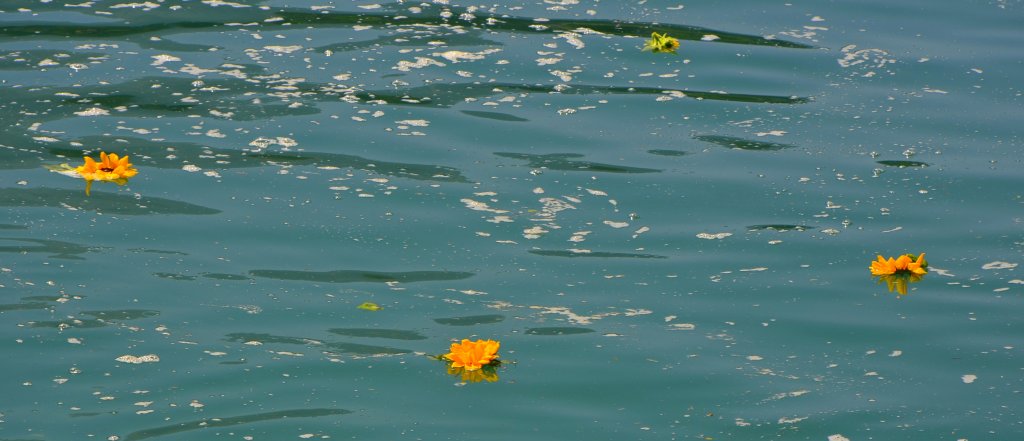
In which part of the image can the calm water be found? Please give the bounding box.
[1,0,1022,440]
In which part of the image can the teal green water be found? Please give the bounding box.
[1,0,1022,440]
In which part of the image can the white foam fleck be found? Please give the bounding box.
[202,0,250,7]
[696,232,732,240]
[182,164,202,173]
[394,57,445,72]
[150,54,180,66]
[981,261,1016,270]
[827,435,850,441]
[434,49,501,62]
[669,323,695,330]
[554,32,585,49]
[395,119,429,127]
[75,107,110,116]
[116,354,160,364]
[523,226,548,239]
[461,198,508,213]
[264,45,303,54]
[111,2,160,10]
[603,220,629,229]
[962,374,977,384]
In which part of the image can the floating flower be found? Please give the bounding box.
[870,253,927,276]
[443,338,500,372]
[870,253,928,295]
[642,32,680,54]
[75,152,138,196]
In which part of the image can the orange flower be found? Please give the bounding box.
[75,152,138,196]
[443,339,500,371]
[870,253,927,276]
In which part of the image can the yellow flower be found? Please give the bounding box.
[642,32,680,54]
[443,338,500,371]
[75,152,139,196]
[447,365,499,383]
[870,253,927,276]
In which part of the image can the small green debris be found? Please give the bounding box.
[642,32,680,54]
[357,302,381,311]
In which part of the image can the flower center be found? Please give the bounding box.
[100,167,114,172]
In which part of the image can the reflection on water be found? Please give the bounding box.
[0,2,813,49]
[694,134,795,151]
[2,0,1016,438]
[447,364,500,383]
[328,328,428,340]
[45,134,470,183]
[0,237,99,259]
[224,332,411,356]
[122,409,351,441]
[525,327,596,336]
[874,273,926,295]
[201,273,251,281]
[249,268,474,284]
[460,110,530,122]
[877,160,929,168]
[153,272,196,281]
[528,249,667,259]
[746,224,815,232]
[326,341,410,355]
[495,153,660,174]
[647,149,689,157]
[434,314,505,326]
[0,300,52,313]
[0,188,221,215]
[26,309,160,329]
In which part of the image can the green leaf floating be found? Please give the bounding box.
[357,302,381,311]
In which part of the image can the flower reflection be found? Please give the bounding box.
[75,152,139,196]
[875,272,925,295]
[447,364,500,383]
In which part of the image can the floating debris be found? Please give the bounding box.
[115,354,160,364]
[642,32,680,54]
[357,302,382,311]
[696,232,732,240]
